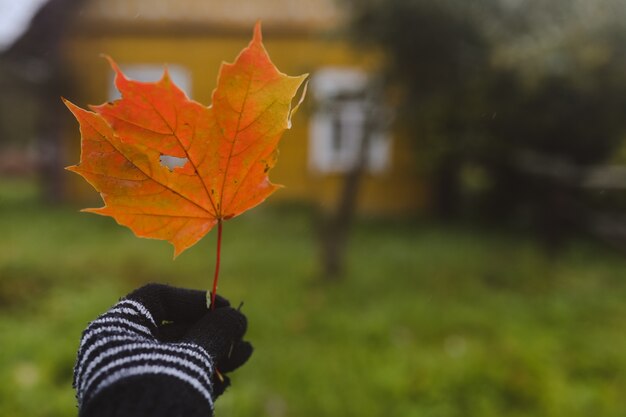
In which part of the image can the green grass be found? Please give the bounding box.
[1,179,626,417]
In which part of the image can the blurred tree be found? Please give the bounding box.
[347,0,493,218]
[317,84,388,280]
[1,0,87,202]
[346,0,626,247]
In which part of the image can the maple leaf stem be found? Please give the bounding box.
[210,219,223,310]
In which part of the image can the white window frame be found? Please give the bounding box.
[108,63,192,100]
[308,67,391,175]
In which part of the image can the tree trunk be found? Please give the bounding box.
[432,153,461,219]
[319,120,373,281]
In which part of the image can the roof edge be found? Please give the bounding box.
[69,18,342,39]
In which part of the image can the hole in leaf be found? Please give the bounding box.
[160,155,188,171]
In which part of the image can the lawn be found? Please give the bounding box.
[1,179,625,417]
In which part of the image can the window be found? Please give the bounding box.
[308,68,391,174]
[108,63,192,100]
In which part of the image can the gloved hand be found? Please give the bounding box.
[73,283,253,417]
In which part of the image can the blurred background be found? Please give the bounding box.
[1,0,626,415]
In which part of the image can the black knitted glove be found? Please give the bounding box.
[74,283,252,417]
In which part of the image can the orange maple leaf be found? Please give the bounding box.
[65,23,308,257]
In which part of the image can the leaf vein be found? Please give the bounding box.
[83,113,212,217]
[138,90,219,217]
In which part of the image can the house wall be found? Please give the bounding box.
[61,32,426,215]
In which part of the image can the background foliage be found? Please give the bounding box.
[1,180,626,417]
[347,0,626,246]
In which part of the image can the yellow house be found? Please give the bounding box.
[62,0,425,214]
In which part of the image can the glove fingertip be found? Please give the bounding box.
[225,308,248,340]
[183,307,248,360]
[218,340,253,372]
